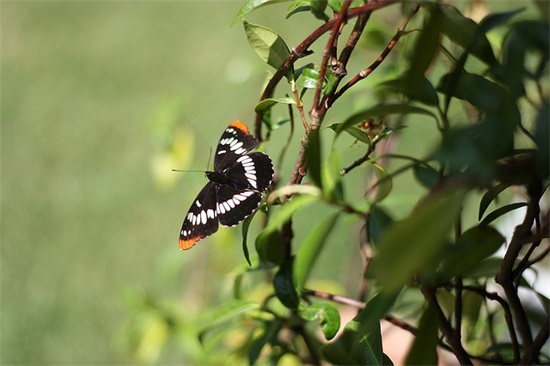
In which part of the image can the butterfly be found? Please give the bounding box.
[179,121,274,250]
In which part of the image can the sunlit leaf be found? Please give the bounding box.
[373,189,467,292]
[302,302,341,340]
[322,150,344,200]
[198,300,261,342]
[233,0,292,25]
[296,67,321,89]
[255,97,296,113]
[287,0,311,19]
[370,163,392,203]
[243,20,293,80]
[294,213,340,289]
[265,194,319,231]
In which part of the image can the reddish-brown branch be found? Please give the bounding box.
[254,0,397,140]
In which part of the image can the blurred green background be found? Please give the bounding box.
[1,0,542,364]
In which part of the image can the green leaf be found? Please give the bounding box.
[478,7,525,33]
[430,3,497,65]
[321,292,397,364]
[373,189,467,292]
[405,303,438,365]
[287,0,311,18]
[337,104,438,136]
[406,5,442,83]
[198,300,261,342]
[255,97,296,113]
[274,257,300,309]
[370,163,392,203]
[255,229,284,265]
[379,77,440,106]
[296,67,321,89]
[302,302,341,340]
[478,182,511,220]
[243,20,293,80]
[307,128,322,188]
[294,213,340,289]
[248,320,284,365]
[439,225,504,279]
[233,0,292,25]
[413,164,439,189]
[464,257,503,279]
[480,202,527,226]
[265,194,319,232]
[241,212,258,266]
[310,0,329,21]
[368,205,394,247]
[534,102,549,176]
[322,150,344,201]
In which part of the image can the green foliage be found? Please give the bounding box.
[125,1,549,364]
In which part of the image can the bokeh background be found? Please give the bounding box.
[2,1,545,364]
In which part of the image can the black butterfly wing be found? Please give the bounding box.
[179,182,219,250]
[225,152,274,192]
[216,185,262,227]
[214,121,259,172]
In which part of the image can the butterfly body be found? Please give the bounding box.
[179,121,274,250]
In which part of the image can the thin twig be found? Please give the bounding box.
[520,320,550,365]
[422,285,473,365]
[328,4,420,108]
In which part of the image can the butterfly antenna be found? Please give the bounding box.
[206,147,213,170]
[172,169,205,173]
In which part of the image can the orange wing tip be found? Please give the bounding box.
[229,120,250,135]
[179,236,201,250]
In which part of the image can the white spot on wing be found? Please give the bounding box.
[217,150,226,155]
[223,202,231,211]
[233,198,240,205]
[207,209,215,218]
[201,211,207,224]
[230,141,243,151]
[227,199,235,208]
[196,200,202,208]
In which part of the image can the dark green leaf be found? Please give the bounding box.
[255,97,296,113]
[265,194,319,232]
[464,257,503,279]
[439,225,505,279]
[294,213,340,289]
[337,104,438,136]
[255,229,284,265]
[405,303,438,365]
[373,189,467,292]
[242,212,258,266]
[233,0,292,25]
[534,103,549,176]
[378,77,440,106]
[480,202,527,226]
[287,0,311,18]
[243,20,293,80]
[310,0,329,21]
[432,3,497,65]
[274,257,300,309]
[368,205,394,247]
[307,128,322,188]
[406,5,442,83]
[462,291,483,338]
[302,302,341,340]
[478,7,524,33]
[479,182,511,220]
[340,126,371,145]
[413,164,439,189]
